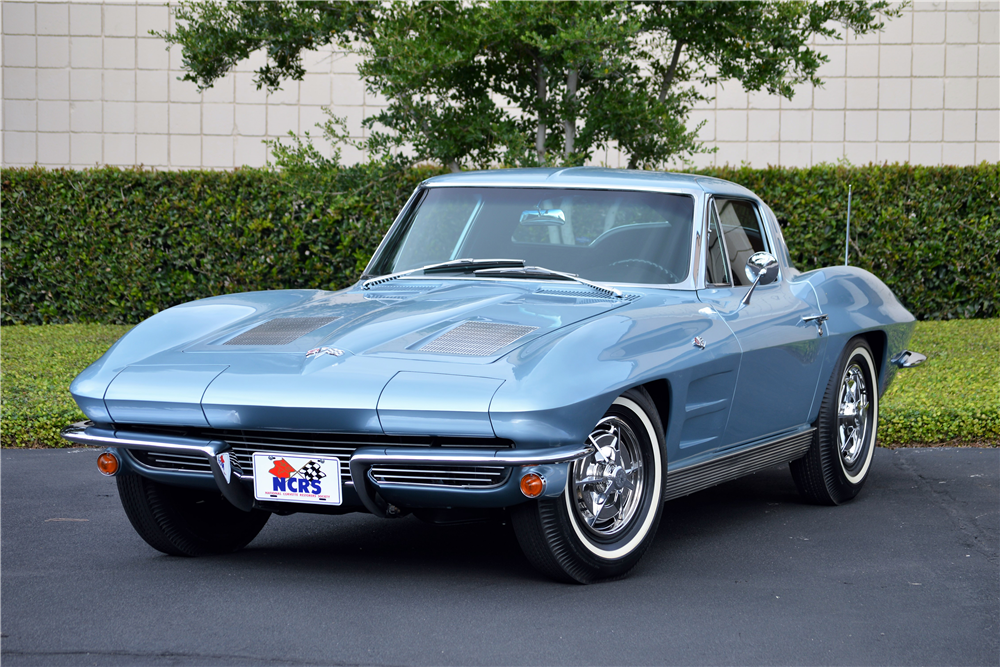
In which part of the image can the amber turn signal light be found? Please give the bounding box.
[97,451,120,476]
[519,472,546,498]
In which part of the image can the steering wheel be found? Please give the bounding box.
[609,259,680,284]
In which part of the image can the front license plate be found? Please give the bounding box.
[252,453,342,506]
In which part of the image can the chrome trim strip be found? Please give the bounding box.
[351,444,594,468]
[61,422,227,458]
[348,443,595,516]
[664,428,815,502]
[62,422,254,510]
[61,422,590,516]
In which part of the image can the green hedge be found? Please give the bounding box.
[699,163,999,321]
[1,163,443,325]
[2,163,997,325]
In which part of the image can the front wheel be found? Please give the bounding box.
[117,473,270,556]
[512,387,666,583]
[790,338,879,505]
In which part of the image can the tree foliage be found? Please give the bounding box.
[160,1,902,170]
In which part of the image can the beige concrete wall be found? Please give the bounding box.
[2,0,998,170]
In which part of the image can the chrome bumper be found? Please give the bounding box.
[61,422,594,516]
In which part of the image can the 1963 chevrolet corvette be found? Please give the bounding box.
[63,168,925,583]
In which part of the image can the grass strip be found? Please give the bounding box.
[1,320,996,448]
[879,318,998,446]
[2,324,132,448]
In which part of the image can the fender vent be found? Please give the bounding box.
[224,317,339,346]
[421,321,537,356]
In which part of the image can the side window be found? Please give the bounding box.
[705,200,731,286]
[716,199,768,286]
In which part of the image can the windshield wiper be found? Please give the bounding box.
[473,266,623,299]
[362,258,525,289]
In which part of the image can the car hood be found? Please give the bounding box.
[183,279,634,360]
[73,279,644,434]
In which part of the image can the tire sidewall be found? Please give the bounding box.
[835,343,879,486]
[558,391,665,571]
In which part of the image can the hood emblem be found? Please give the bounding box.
[306,347,344,358]
[692,337,706,350]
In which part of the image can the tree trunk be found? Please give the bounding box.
[658,40,684,104]
[535,59,547,163]
[448,160,461,173]
[627,41,685,169]
[563,67,578,161]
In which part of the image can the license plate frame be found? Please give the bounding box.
[252,452,342,506]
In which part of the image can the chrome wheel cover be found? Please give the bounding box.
[570,416,645,538]
[838,362,870,467]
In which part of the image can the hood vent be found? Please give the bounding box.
[364,282,441,301]
[224,317,339,346]
[421,321,537,356]
[534,287,639,302]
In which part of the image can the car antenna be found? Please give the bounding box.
[844,184,852,266]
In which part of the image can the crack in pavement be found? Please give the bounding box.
[891,449,999,562]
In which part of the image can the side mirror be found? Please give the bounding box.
[741,252,779,306]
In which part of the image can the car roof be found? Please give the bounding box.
[422,167,760,200]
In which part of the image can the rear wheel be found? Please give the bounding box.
[791,338,879,505]
[512,387,666,583]
[117,473,270,556]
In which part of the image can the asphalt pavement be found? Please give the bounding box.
[2,446,997,666]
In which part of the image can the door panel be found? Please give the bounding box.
[700,282,827,446]
[697,196,827,448]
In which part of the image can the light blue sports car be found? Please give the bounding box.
[63,168,924,583]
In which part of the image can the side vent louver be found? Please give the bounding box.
[421,321,537,356]
[224,317,339,346]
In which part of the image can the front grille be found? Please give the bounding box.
[120,426,513,489]
[133,450,212,473]
[370,464,508,488]
[223,317,339,346]
[421,321,537,356]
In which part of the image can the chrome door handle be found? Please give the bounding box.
[802,313,828,336]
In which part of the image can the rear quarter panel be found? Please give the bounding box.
[801,266,916,412]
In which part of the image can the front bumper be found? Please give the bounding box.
[62,422,593,516]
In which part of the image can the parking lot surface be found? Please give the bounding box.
[2,446,997,666]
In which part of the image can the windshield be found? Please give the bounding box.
[369,187,694,285]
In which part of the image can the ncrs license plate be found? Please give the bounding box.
[252,453,342,505]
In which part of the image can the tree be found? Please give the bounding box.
[160,1,902,171]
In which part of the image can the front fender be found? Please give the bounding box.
[70,291,312,422]
[490,298,740,453]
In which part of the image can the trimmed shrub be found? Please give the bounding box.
[699,163,999,321]
[2,162,997,324]
[1,162,443,325]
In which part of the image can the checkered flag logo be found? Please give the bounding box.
[294,460,327,481]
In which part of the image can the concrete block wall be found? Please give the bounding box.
[2,0,998,170]
[681,0,999,168]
